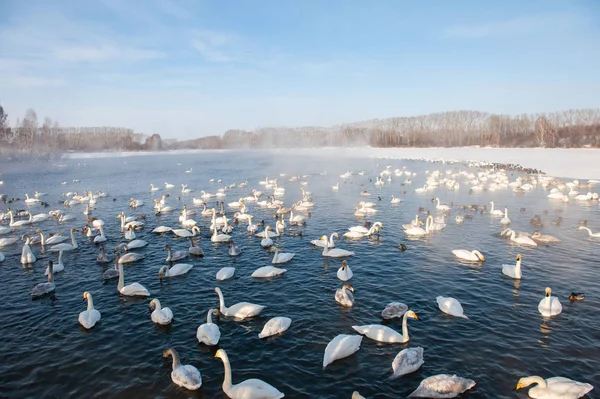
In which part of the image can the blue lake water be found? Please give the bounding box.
[0,150,598,398]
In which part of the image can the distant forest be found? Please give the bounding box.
[1,105,600,159]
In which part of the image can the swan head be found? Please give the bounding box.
[577,226,585,231]
[516,254,522,261]
[341,260,348,269]
[158,266,168,279]
[343,284,354,292]
[333,233,340,239]
[516,377,538,390]
[149,298,159,309]
[473,250,485,261]
[406,310,420,320]
[214,348,226,360]
[545,287,552,297]
[82,291,90,301]
[165,244,171,249]
[214,287,222,295]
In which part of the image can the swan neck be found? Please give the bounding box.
[401,312,410,342]
[58,251,63,263]
[70,229,77,247]
[329,233,336,245]
[220,352,233,392]
[167,247,172,260]
[117,265,124,291]
[40,232,45,245]
[87,294,94,311]
[216,289,226,313]
[153,299,162,310]
[47,264,53,282]
[170,350,181,369]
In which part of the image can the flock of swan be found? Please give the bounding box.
[0,162,598,398]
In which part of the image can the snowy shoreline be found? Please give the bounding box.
[64,147,600,180]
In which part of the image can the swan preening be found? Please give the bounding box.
[335,284,355,307]
[215,349,284,399]
[516,376,593,398]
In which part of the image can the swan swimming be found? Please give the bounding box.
[335,284,354,307]
[337,260,353,281]
[163,348,202,391]
[258,317,292,338]
[352,310,419,343]
[502,254,522,279]
[322,233,355,257]
[149,298,174,325]
[159,264,193,279]
[117,263,149,297]
[196,308,220,346]
[216,267,235,281]
[323,334,362,368]
[391,347,424,379]
[436,296,468,319]
[214,287,265,319]
[32,261,56,298]
[452,249,485,262]
[538,287,562,317]
[516,375,593,398]
[79,291,101,329]
[409,374,476,398]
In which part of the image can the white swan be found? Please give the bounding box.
[21,236,36,264]
[32,261,56,298]
[577,226,600,238]
[452,249,485,262]
[163,348,202,391]
[409,374,476,398]
[214,349,284,399]
[124,225,136,240]
[216,267,236,281]
[159,264,193,279]
[505,229,538,246]
[8,209,32,227]
[79,291,101,329]
[391,195,402,204]
[270,247,294,264]
[214,287,265,319]
[94,225,107,243]
[322,233,355,257]
[261,226,274,248]
[323,334,362,368]
[348,221,382,235]
[405,216,431,236]
[500,207,511,225]
[392,347,424,378]
[382,302,408,319]
[311,232,337,248]
[212,224,232,243]
[172,225,201,238]
[538,287,562,317]
[343,223,381,238]
[531,232,560,243]
[258,317,292,338]
[352,310,419,343]
[436,296,468,319]
[115,244,145,264]
[337,260,353,281]
[49,227,78,252]
[117,263,149,297]
[152,225,172,233]
[38,230,68,245]
[516,376,593,399]
[0,237,19,247]
[251,266,287,278]
[165,182,175,189]
[165,244,188,262]
[197,309,220,345]
[335,284,354,307]
[435,198,450,211]
[126,239,147,250]
[149,298,174,325]
[502,254,522,279]
[489,201,504,216]
[45,251,64,275]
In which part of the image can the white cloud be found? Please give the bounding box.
[52,45,165,63]
[11,76,67,88]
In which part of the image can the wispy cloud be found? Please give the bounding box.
[191,30,237,63]
[443,11,588,39]
[52,45,165,63]
[12,76,67,88]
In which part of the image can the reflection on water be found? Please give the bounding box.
[0,151,598,398]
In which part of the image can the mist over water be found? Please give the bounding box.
[0,150,598,398]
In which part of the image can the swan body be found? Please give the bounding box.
[0,226,12,235]
[531,232,560,243]
[348,222,382,234]
[118,251,144,263]
[124,226,136,240]
[117,263,149,297]
[172,225,201,238]
[352,310,419,343]
[197,309,220,345]
[435,198,450,211]
[382,302,408,319]
[212,225,232,243]
[103,255,120,280]
[163,348,202,391]
[516,376,593,399]
[251,266,287,278]
[322,234,354,257]
[214,287,265,319]
[79,291,101,329]
[45,251,64,275]
[502,254,522,279]
[31,261,56,298]
[451,249,485,262]
[216,267,236,281]
[489,201,504,216]
[152,226,172,233]
[270,247,294,264]
[500,207,511,225]
[538,287,562,317]
[335,285,355,307]
[159,264,193,279]
[436,296,468,319]
[49,228,78,252]
[311,233,337,248]
[409,374,476,398]
[149,298,173,325]
[505,229,538,246]
[93,225,107,243]
[228,240,241,256]
[392,347,424,378]
[126,239,147,250]
[165,244,188,262]
[405,216,431,236]
[577,226,600,238]
[39,231,68,245]
[258,317,292,338]
[323,334,362,368]
[214,349,284,399]
[337,260,353,281]
[21,237,36,264]
[0,237,18,247]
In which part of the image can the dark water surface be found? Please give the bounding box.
[0,150,598,398]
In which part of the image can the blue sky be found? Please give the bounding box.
[1,0,599,139]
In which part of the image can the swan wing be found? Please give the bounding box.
[546,377,593,396]
[227,302,265,319]
[409,374,475,398]
[216,267,235,280]
[172,365,202,390]
[382,302,408,319]
[196,323,220,345]
[78,309,101,329]
[436,296,468,319]
[258,317,292,338]
[323,334,363,368]
[352,324,404,343]
[251,266,286,278]
[392,347,424,378]
[170,263,193,275]
[231,379,284,398]
[121,283,149,297]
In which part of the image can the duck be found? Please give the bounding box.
[335,284,355,307]
[78,291,101,329]
[336,260,353,281]
[451,249,485,262]
[352,310,419,343]
[322,233,355,257]
[20,235,36,264]
[159,264,193,279]
[196,308,220,345]
[214,287,265,319]
[538,287,562,317]
[516,376,593,399]
[216,267,236,281]
[270,247,294,264]
[409,374,476,398]
[251,266,287,278]
[117,263,149,297]
[436,296,468,319]
[398,243,407,251]
[392,347,424,379]
[502,254,522,279]
[214,349,284,399]
[323,334,363,368]
[531,232,560,243]
[258,317,292,338]
[31,261,56,298]
[149,298,174,325]
[577,226,600,238]
[569,292,585,301]
[165,244,188,262]
[163,348,202,391]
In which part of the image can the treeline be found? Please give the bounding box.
[2,105,600,158]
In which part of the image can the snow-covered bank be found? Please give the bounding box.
[64,147,600,180]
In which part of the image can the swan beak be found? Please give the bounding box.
[480,256,485,261]
[413,313,420,320]
[517,254,521,260]
[516,382,523,390]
